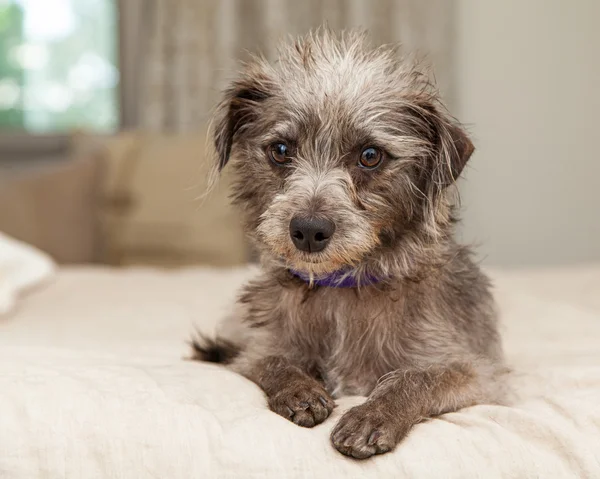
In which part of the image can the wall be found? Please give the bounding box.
[456,0,600,266]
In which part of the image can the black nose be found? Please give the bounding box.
[289,216,336,253]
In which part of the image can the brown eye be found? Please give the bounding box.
[268,142,292,166]
[359,147,383,169]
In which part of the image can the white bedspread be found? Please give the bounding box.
[1,265,599,478]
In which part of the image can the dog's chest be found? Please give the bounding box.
[284,286,416,396]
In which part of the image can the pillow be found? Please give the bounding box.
[0,232,56,316]
[72,130,248,267]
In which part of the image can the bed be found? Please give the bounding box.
[1,265,600,478]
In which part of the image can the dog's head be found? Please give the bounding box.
[213,30,473,277]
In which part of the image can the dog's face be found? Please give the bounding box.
[213,32,473,276]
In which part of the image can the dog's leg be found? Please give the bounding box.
[331,361,502,459]
[234,355,335,427]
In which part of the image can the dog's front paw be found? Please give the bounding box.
[331,403,412,459]
[268,382,335,428]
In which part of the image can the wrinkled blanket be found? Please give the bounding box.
[1,266,599,478]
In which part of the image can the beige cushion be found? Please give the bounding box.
[72,130,247,267]
[0,155,104,264]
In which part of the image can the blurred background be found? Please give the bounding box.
[0,0,598,269]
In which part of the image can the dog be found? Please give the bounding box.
[192,29,506,460]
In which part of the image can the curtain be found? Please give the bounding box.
[126,0,455,132]
[118,0,148,129]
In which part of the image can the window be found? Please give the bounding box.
[0,0,119,134]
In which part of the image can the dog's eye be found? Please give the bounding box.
[359,147,383,169]
[268,142,292,166]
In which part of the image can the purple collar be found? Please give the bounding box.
[289,269,383,288]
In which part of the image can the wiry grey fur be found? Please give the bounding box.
[192,29,506,460]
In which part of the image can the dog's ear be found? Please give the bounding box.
[415,100,474,189]
[213,73,272,170]
[433,116,474,188]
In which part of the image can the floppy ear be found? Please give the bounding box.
[213,74,272,170]
[434,118,474,187]
[424,104,474,189]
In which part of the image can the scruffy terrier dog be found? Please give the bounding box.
[193,30,505,460]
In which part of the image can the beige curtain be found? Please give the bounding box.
[135,0,455,132]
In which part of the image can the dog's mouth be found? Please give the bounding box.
[286,255,331,269]
[272,250,335,273]
[264,230,376,275]
[300,257,326,265]
[284,250,355,276]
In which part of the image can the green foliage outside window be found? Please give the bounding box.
[0,0,118,133]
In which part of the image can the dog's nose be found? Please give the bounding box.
[289,216,336,253]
